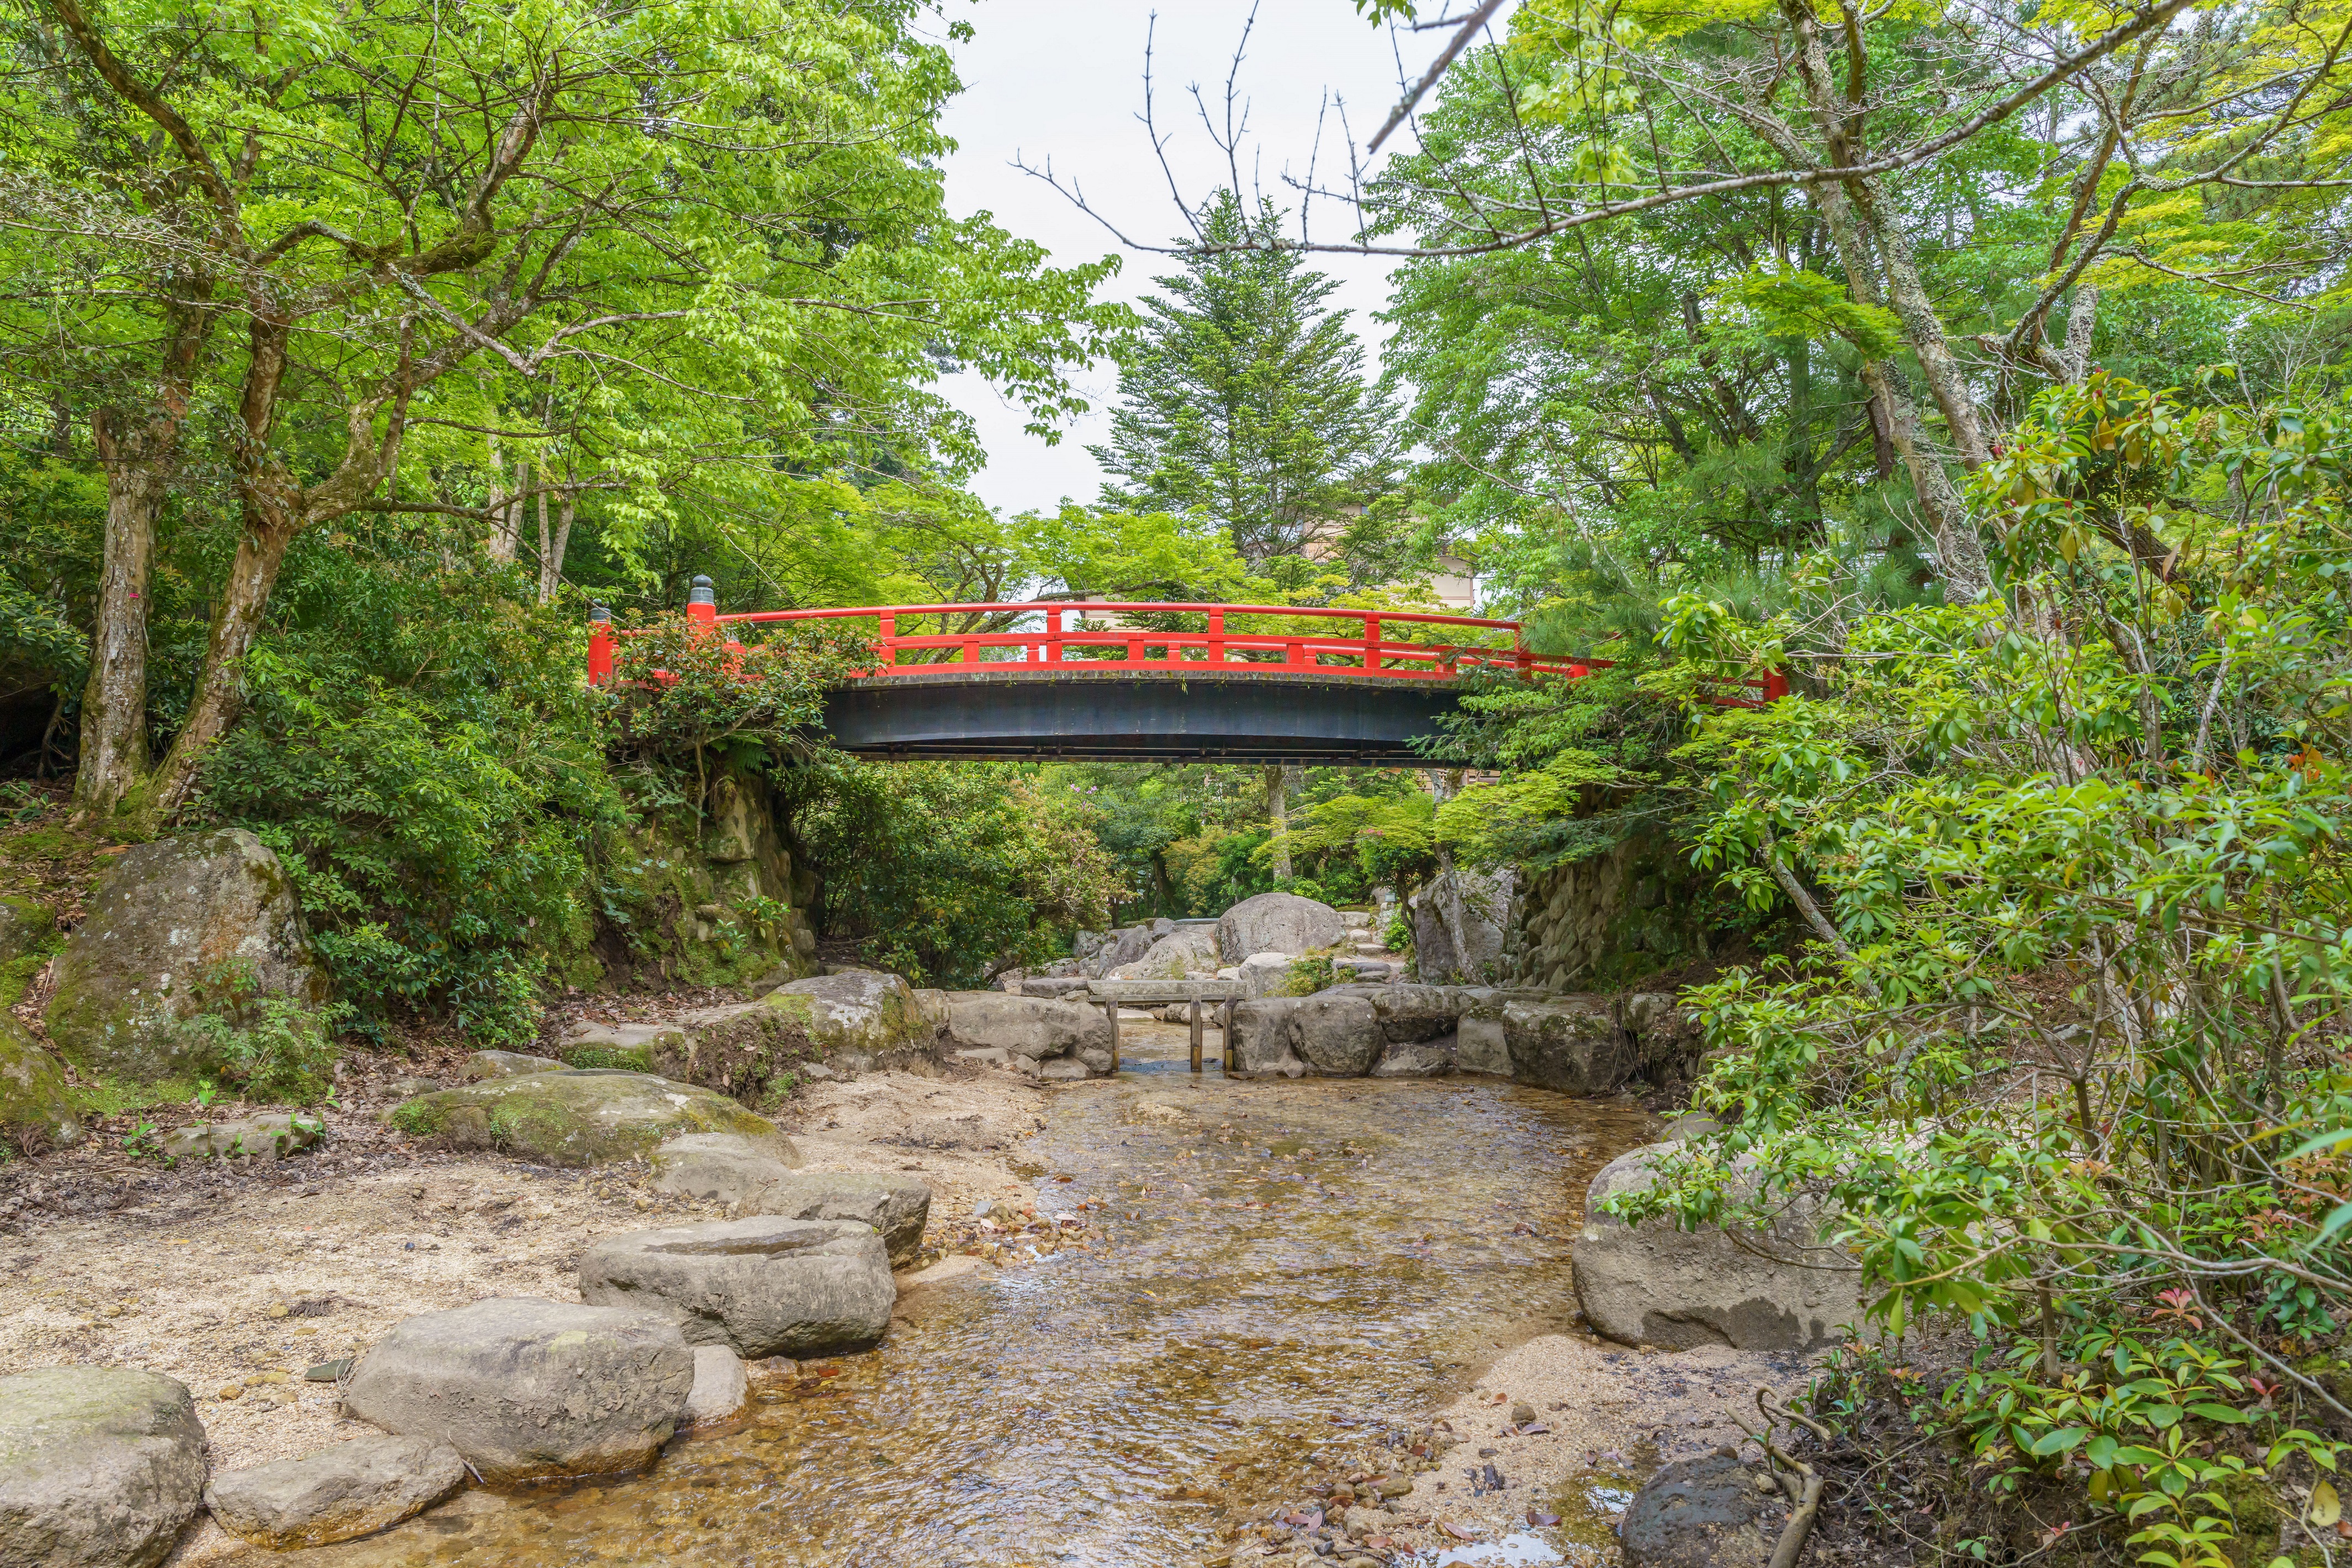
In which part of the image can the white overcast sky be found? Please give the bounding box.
[932,1,1459,516]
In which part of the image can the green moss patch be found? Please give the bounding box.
[559,1043,652,1072]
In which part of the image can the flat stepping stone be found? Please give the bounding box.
[579,1217,894,1359]
[647,1143,928,1265]
[341,1298,693,1484]
[204,1434,464,1548]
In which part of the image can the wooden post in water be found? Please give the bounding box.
[1102,997,1119,1072]
[1222,998,1237,1073]
[1188,995,1203,1072]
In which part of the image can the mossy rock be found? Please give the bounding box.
[759,971,935,1056]
[586,771,818,991]
[648,1014,816,1108]
[0,1011,82,1154]
[41,829,327,1085]
[384,1069,784,1167]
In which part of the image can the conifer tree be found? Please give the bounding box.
[1092,192,1399,566]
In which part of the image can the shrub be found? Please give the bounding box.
[167,998,350,1104]
[783,759,1118,988]
[199,535,623,1042]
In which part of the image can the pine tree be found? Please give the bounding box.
[1091,193,1399,566]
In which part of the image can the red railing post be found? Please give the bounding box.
[878,611,896,670]
[1761,669,1790,703]
[587,605,614,686]
[1207,608,1225,665]
[1045,606,1064,666]
[1364,613,1381,673]
[687,574,717,630]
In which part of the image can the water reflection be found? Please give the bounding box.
[251,1024,1653,1567]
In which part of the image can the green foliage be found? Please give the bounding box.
[1280,950,1341,997]
[783,760,1118,988]
[165,998,349,1105]
[1602,382,2352,1564]
[606,613,874,819]
[1269,789,1439,896]
[0,452,103,695]
[199,541,623,1043]
[1093,190,1405,567]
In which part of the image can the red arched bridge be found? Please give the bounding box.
[586,581,1787,764]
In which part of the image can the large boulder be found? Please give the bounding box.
[758,970,935,1060]
[647,1132,799,1203]
[1107,924,1222,981]
[203,1435,464,1549]
[579,1217,895,1358]
[1236,951,1297,1000]
[41,829,329,1085]
[1573,1142,1861,1350]
[1322,983,1460,1042]
[1219,892,1346,964]
[1621,1453,1784,1568]
[1407,865,1515,983]
[0,1366,207,1568]
[1079,924,1160,978]
[940,992,1111,1061]
[1227,999,1309,1077]
[341,1299,693,1482]
[1291,993,1382,1076]
[1503,997,1635,1094]
[386,1069,786,1167]
[0,1013,82,1153]
[0,895,52,1001]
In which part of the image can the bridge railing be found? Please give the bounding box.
[586,582,1790,707]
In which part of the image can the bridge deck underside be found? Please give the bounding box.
[820,669,1468,764]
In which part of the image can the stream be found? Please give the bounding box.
[253,1021,1656,1567]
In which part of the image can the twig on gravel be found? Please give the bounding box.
[1735,1396,1830,1568]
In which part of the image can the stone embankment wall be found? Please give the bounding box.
[587,759,821,992]
[1499,835,1717,992]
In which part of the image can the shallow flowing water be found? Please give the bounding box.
[265,1024,1655,1567]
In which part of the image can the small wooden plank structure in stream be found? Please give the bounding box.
[1079,980,1244,1073]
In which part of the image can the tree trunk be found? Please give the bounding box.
[1847,178,1993,467]
[1265,764,1293,880]
[73,410,165,819]
[2063,286,2098,382]
[537,488,573,605]
[73,290,212,821]
[1777,0,1993,599]
[1865,389,1898,480]
[145,514,297,819]
[143,312,302,824]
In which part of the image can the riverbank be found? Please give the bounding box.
[4,1012,1792,1568]
[0,1055,1049,1563]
